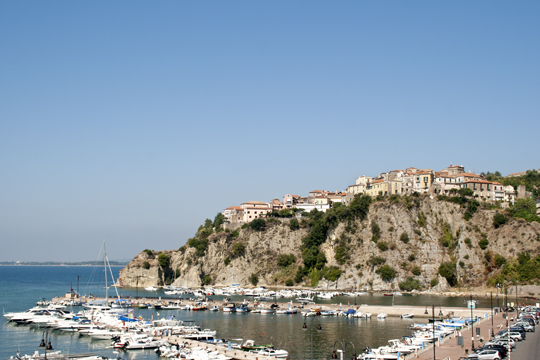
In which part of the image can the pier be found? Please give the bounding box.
[164,338,280,360]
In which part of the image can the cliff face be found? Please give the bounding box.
[118,197,540,291]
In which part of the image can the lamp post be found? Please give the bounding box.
[302,315,322,360]
[424,305,444,360]
[333,339,355,360]
[515,284,519,318]
[464,295,479,351]
[39,330,53,360]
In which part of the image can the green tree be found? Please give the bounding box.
[377,241,389,251]
[411,266,421,276]
[458,188,474,197]
[438,262,457,286]
[224,257,231,266]
[479,238,489,250]
[277,254,296,268]
[400,232,409,244]
[398,277,420,291]
[231,242,245,257]
[213,212,225,228]
[507,199,540,223]
[371,221,381,242]
[249,218,266,231]
[493,212,508,228]
[376,265,396,282]
[158,253,170,268]
[289,218,300,231]
[249,273,259,286]
[143,249,153,256]
[142,261,150,269]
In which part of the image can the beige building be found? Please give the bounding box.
[366,179,387,196]
[223,206,244,224]
[241,201,270,222]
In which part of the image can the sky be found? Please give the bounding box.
[0,1,538,262]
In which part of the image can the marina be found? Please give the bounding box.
[2,266,539,360]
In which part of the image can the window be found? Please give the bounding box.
[254,211,257,214]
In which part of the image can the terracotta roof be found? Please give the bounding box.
[226,206,243,210]
[242,201,269,205]
[507,172,526,177]
[371,179,384,183]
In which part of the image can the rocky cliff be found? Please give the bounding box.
[118,196,540,291]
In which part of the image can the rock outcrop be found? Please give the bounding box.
[118,196,540,291]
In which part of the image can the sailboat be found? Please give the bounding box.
[84,243,121,311]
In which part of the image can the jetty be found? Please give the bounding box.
[164,338,280,360]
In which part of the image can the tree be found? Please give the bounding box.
[400,232,409,243]
[458,188,474,197]
[377,241,389,251]
[142,261,150,269]
[398,277,420,291]
[249,273,259,286]
[376,265,396,282]
[493,212,508,228]
[231,242,245,257]
[213,212,225,228]
[438,262,457,286]
[411,266,421,276]
[371,221,381,242]
[479,238,489,250]
[158,253,170,268]
[289,218,300,231]
[277,254,296,268]
[249,218,266,231]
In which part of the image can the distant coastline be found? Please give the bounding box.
[0,261,128,266]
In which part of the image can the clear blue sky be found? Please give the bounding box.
[1,1,538,261]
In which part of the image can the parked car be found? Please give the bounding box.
[467,349,501,360]
[476,345,507,358]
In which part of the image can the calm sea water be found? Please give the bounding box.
[0,266,497,360]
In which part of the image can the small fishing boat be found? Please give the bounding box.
[400,313,414,319]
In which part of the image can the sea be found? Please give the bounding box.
[0,266,498,360]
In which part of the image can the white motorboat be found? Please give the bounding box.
[145,286,158,291]
[252,348,288,358]
[377,313,388,319]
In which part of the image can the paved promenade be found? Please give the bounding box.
[408,311,538,360]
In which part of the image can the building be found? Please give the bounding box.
[462,179,496,200]
[507,172,526,178]
[241,201,271,222]
[282,194,301,209]
[491,182,505,203]
[503,185,515,206]
[441,164,465,175]
[223,206,244,224]
[269,198,285,211]
[412,171,434,192]
[366,178,387,196]
[536,196,540,215]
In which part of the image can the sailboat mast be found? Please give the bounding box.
[103,242,108,302]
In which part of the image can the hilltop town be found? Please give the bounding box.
[118,165,540,291]
[223,165,538,226]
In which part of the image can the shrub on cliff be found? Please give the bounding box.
[249,218,266,231]
[143,249,153,256]
[369,256,386,266]
[376,265,396,282]
[400,232,409,243]
[289,218,299,230]
[493,212,508,228]
[399,277,420,291]
[411,266,421,276]
[158,253,170,268]
[231,242,245,257]
[249,273,259,286]
[377,241,388,251]
[277,254,296,268]
[438,261,457,286]
[142,261,150,269]
[479,238,489,250]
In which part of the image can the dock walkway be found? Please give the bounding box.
[165,338,280,360]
